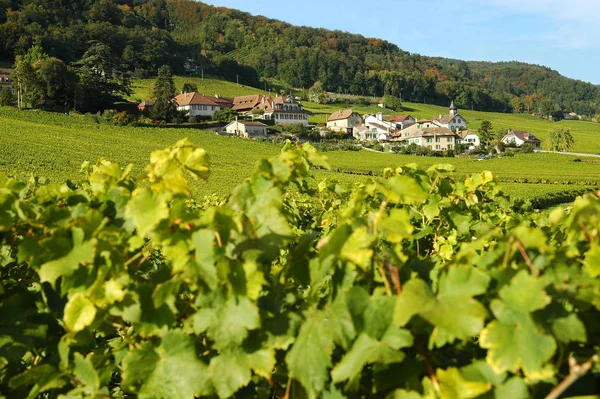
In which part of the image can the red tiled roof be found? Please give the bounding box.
[508,130,541,143]
[328,110,359,122]
[238,121,267,126]
[389,115,412,123]
[174,92,219,106]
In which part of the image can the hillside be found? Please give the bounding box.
[1,0,600,116]
[1,107,599,206]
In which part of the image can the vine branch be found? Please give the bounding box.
[545,355,598,399]
[515,239,537,277]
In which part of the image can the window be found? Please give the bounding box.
[435,138,440,142]
[436,145,441,150]
[426,138,432,143]
[448,145,453,149]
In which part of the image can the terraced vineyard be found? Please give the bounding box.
[1,107,599,206]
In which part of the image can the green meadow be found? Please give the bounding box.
[1,107,598,203]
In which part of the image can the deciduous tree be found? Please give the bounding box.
[548,127,574,152]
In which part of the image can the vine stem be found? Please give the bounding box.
[544,355,598,399]
[515,239,538,277]
[266,376,285,398]
[414,334,441,394]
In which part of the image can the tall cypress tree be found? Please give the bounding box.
[151,65,177,122]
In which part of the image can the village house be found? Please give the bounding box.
[432,101,468,131]
[265,96,309,126]
[404,127,457,151]
[173,92,220,117]
[0,68,12,90]
[211,94,234,109]
[232,94,264,114]
[225,120,268,138]
[501,130,542,148]
[353,125,388,141]
[391,119,437,141]
[327,110,362,133]
[389,114,416,130]
[455,130,481,149]
[364,113,397,140]
[137,101,154,113]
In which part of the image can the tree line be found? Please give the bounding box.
[1,0,600,115]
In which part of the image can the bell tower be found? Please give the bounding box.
[449,100,458,117]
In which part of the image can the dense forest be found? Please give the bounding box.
[1,0,599,115]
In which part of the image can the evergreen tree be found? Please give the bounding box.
[478,120,495,145]
[75,41,130,112]
[151,65,177,122]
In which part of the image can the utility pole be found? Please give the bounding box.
[236,75,239,85]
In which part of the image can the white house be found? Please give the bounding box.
[173,92,219,117]
[389,115,416,130]
[225,120,268,138]
[259,96,309,126]
[327,110,362,133]
[456,130,481,149]
[432,101,468,131]
[364,113,397,140]
[390,120,437,142]
[353,125,388,141]
[501,130,542,148]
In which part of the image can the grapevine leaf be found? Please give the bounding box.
[437,367,491,399]
[208,297,260,350]
[73,353,100,393]
[394,268,489,347]
[209,352,252,398]
[323,385,347,399]
[498,270,550,313]
[9,364,66,399]
[122,330,212,399]
[286,311,334,399]
[494,377,530,399]
[480,300,556,377]
[389,175,428,204]
[386,389,423,399]
[331,332,408,383]
[551,314,587,343]
[124,189,169,236]
[39,228,96,286]
[584,244,600,278]
[379,209,414,243]
[190,229,219,290]
[63,294,97,333]
[340,226,374,271]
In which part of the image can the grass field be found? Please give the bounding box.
[129,75,268,102]
[1,107,598,203]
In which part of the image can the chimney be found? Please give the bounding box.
[439,114,442,119]
[377,112,383,121]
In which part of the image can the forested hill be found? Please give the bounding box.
[1,0,599,115]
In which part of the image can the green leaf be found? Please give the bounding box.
[437,367,491,399]
[286,311,334,399]
[124,189,169,236]
[379,209,414,243]
[394,268,490,347]
[386,389,423,399]
[584,244,600,278]
[498,270,550,313]
[552,314,587,343]
[208,297,260,350]
[39,228,96,286]
[209,352,252,398]
[480,300,556,378]
[331,330,411,383]
[494,377,530,399]
[122,330,212,399]
[63,294,97,333]
[73,353,100,393]
[389,175,428,205]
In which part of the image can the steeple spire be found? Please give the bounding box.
[449,100,458,116]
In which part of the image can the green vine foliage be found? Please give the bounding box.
[1,139,599,399]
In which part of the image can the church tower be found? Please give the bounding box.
[449,100,458,117]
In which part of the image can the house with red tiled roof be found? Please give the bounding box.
[0,68,13,90]
[173,92,220,117]
[327,110,362,133]
[432,101,468,131]
[501,130,542,148]
[389,114,416,130]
